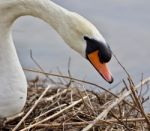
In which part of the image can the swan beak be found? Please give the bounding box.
[87,50,113,83]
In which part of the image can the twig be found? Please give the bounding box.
[20,96,88,131]
[12,85,51,131]
[56,67,67,84]
[76,87,96,117]
[5,112,24,124]
[110,111,131,131]
[23,68,118,98]
[43,87,68,102]
[23,68,145,113]
[80,84,97,115]
[66,57,73,86]
[81,77,150,131]
[139,73,144,100]
[28,117,148,128]
[128,77,150,128]
[34,104,67,121]
[30,49,55,83]
[113,53,130,77]
[123,80,140,112]
[113,53,150,127]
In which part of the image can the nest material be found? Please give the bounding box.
[1,77,150,131]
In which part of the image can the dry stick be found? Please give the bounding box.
[123,79,135,102]
[60,110,83,128]
[35,104,67,121]
[123,79,143,122]
[23,68,116,97]
[76,88,95,117]
[20,96,88,131]
[12,85,51,131]
[142,82,150,97]
[29,117,148,128]
[128,77,150,128]
[127,79,141,110]
[114,55,138,107]
[66,57,73,86]
[43,88,68,102]
[122,80,140,114]
[24,67,140,110]
[138,73,144,100]
[5,112,24,124]
[56,93,66,121]
[82,86,97,116]
[23,68,141,113]
[110,111,130,131]
[30,50,55,83]
[56,57,72,85]
[113,53,150,128]
[81,77,150,131]
[114,54,144,103]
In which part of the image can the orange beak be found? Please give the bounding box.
[87,50,113,83]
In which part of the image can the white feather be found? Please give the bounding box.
[0,0,106,117]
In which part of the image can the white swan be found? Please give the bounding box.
[0,0,113,118]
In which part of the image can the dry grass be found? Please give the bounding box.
[0,74,149,131]
[1,53,150,131]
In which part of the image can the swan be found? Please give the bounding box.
[0,0,113,118]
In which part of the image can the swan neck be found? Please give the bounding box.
[0,0,69,31]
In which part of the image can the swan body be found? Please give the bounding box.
[0,0,113,118]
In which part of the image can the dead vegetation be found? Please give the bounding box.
[1,53,150,131]
[0,70,149,131]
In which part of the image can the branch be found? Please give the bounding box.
[81,77,150,131]
[33,117,148,128]
[23,68,116,97]
[20,96,89,131]
[12,85,51,131]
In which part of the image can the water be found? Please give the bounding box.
[12,0,150,110]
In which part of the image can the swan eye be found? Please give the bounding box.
[84,36,90,41]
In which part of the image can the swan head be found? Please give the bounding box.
[58,12,113,83]
[83,36,113,84]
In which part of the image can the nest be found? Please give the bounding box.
[1,74,150,131]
